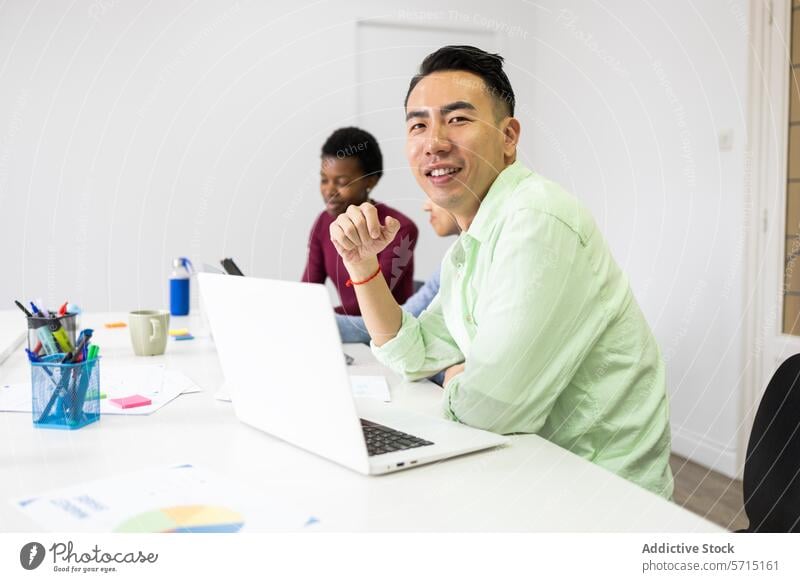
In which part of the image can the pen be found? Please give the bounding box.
[66,331,94,425]
[69,357,97,425]
[27,349,60,388]
[36,351,75,423]
[70,330,92,361]
[29,302,49,317]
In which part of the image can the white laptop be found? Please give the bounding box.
[198,273,508,475]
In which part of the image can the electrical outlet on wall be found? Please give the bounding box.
[718,129,734,151]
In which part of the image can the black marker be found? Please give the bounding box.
[13,300,32,318]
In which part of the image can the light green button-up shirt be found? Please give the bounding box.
[372,161,673,498]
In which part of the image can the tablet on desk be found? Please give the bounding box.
[220,258,245,276]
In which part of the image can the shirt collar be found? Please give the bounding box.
[464,161,529,244]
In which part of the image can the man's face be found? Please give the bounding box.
[405,71,512,212]
[423,198,460,237]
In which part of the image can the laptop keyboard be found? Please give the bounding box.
[360,419,434,457]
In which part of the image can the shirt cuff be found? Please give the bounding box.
[370,310,420,370]
[441,373,463,422]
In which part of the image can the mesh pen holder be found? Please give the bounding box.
[27,313,79,356]
[31,354,100,430]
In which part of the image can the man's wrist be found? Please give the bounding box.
[444,363,465,388]
[345,256,380,282]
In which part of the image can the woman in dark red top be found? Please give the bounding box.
[302,127,418,316]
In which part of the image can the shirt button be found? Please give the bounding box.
[466,315,473,324]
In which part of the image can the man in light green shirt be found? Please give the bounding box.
[328,46,673,499]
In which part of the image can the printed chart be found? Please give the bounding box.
[115,505,245,533]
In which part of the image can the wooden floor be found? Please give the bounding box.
[670,454,749,531]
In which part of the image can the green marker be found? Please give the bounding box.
[84,346,103,401]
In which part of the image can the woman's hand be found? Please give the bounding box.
[329,202,401,278]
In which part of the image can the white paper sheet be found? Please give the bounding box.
[349,375,391,402]
[0,364,201,415]
[100,365,201,414]
[11,464,319,532]
[213,375,390,404]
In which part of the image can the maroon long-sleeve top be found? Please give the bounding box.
[302,202,419,316]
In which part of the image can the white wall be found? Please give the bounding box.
[517,0,749,477]
[0,0,749,476]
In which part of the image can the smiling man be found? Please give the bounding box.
[328,46,673,498]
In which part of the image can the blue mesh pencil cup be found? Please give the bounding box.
[30,354,100,429]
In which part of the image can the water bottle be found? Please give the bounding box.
[169,257,193,316]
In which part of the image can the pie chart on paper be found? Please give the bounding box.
[114,505,244,533]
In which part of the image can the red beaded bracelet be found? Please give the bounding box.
[345,265,382,287]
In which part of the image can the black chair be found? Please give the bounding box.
[740,354,800,532]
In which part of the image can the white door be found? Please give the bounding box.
[750,0,800,446]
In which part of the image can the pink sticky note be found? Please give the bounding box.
[109,394,152,409]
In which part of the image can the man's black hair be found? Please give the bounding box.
[321,127,383,179]
[405,45,515,117]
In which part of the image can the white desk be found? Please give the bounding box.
[0,313,722,532]
[0,310,26,366]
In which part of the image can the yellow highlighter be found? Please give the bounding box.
[49,318,74,352]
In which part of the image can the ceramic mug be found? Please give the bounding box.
[129,310,170,356]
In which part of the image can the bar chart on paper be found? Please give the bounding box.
[115,505,245,533]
